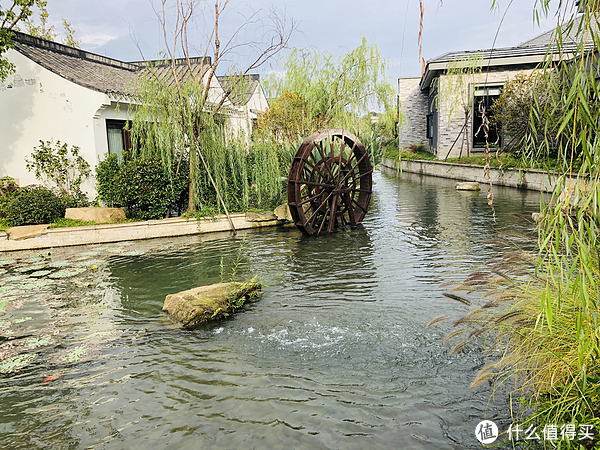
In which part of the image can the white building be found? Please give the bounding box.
[0,31,268,196]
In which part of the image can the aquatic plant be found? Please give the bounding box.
[0,354,36,374]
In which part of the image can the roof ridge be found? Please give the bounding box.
[12,31,139,72]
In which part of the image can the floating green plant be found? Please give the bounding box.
[0,354,36,373]
[20,279,52,290]
[13,317,33,324]
[0,300,9,313]
[0,258,16,267]
[16,264,49,274]
[65,345,87,363]
[49,268,87,279]
[29,270,53,278]
[25,335,52,350]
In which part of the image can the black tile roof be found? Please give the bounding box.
[12,31,212,97]
[217,74,260,107]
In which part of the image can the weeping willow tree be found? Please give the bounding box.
[125,0,294,223]
[260,37,395,150]
[432,0,600,438]
[433,54,483,159]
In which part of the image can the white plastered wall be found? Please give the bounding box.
[0,49,110,197]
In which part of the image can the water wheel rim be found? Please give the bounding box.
[287,129,372,235]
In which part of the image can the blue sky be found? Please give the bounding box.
[38,0,565,78]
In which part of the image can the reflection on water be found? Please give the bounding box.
[0,168,543,449]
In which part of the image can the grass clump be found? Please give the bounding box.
[50,218,96,228]
[383,142,436,161]
[436,178,600,448]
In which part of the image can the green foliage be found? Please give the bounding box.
[490,72,538,153]
[446,4,600,436]
[50,218,96,228]
[6,185,65,226]
[0,176,20,218]
[129,65,284,213]
[21,3,55,40]
[95,153,122,207]
[117,156,188,220]
[0,0,47,81]
[384,142,435,162]
[96,154,189,220]
[264,37,394,134]
[60,18,79,48]
[26,140,91,201]
[254,90,325,142]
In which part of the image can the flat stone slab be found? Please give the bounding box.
[456,182,481,191]
[274,204,292,221]
[245,211,277,222]
[65,207,126,223]
[6,224,50,241]
[163,281,262,328]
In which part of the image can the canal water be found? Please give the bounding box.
[0,168,543,449]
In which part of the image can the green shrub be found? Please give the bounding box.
[6,186,66,226]
[26,140,91,198]
[119,157,188,220]
[95,153,121,207]
[0,177,20,219]
[96,155,189,220]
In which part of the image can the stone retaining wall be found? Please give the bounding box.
[0,214,283,252]
[381,157,561,192]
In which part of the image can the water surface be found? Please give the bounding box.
[0,168,543,449]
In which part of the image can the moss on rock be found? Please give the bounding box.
[162,281,262,328]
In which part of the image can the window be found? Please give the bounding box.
[472,86,501,148]
[426,113,434,139]
[106,120,131,159]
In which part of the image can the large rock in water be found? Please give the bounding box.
[456,182,481,191]
[65,207,126,223]
[162,281,262,328]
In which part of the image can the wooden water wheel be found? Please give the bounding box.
[287,129,372,235]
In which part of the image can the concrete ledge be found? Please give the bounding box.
[381,157,560,192]
[0,213,283,252]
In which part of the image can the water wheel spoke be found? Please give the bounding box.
[351,197,368,212]
[336,140,348,183]
[293,192,327,207]
[341,192,357,226]
[338,152,368,186]
[306,190,335,228]
[316,142,337,181]
[291,179,334,189]
[346,187,372,194]
[327,194,339,233]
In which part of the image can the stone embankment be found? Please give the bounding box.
[382,157,560,192]
[1,207,292,252]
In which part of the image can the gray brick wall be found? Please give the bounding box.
[398,77,429,151]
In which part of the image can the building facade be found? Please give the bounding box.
[0,32,268,196]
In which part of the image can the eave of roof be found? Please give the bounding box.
[419,42,588,90]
